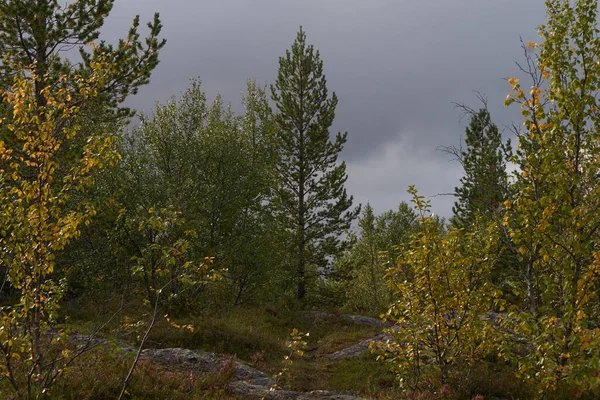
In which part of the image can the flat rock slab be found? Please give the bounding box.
[306,312,392,329]
[141,347,274,385]
[328,333,391,360]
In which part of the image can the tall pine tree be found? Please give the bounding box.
[271,27,359,301]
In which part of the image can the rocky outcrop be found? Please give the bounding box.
[141,347,274,386]
[68,316,382,399]
[141,347,366,399]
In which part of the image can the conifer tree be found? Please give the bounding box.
[271,27,359,301]
[446,107,512,228]
[0,0,165,118]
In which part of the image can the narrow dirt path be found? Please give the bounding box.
[303,311,394,361]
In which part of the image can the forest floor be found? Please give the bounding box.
[0,297,533,399]
[46,301,404,399]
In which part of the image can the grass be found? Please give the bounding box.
[143,307,381,375]
[288,353,401,397]
[0,346,240,400]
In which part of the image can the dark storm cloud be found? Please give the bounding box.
[100,0,547,217]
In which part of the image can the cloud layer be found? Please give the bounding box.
[101,0,547,217]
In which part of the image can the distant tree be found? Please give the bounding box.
[376,201,421,263]
[358,204,379,306]
[334,202,418,314]
[441,102,512,228]
[271,27,359,301]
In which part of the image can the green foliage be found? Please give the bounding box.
[271,27,359,301]
[375,187,500,391]
[91,79,284,307]
[329,354,399,396]
[0,0,165,118]
[126,208,217,308]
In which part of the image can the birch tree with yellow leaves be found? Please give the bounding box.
[0,1,164,396]
[0,56,118,396]
[501,0,600,394]
[375,187,500,391]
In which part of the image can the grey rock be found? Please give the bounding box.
[328,333,391,360]
[141,347,274,385]
[306,312,392,328]
[69,334,136,353]
[339,314,391,328]
[228,380,282,398]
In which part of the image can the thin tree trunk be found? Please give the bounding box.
[118,290,160,400]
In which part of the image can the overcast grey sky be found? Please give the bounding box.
[102,0,547,218]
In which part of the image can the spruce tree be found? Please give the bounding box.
[271,27,359,301]
[449,108,511,228]
[358,204,379,308]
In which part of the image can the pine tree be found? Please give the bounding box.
[271,27,359,301]
[448,107,512,228]
[0,0,165,118]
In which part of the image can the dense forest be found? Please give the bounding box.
[1,0,600,399]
